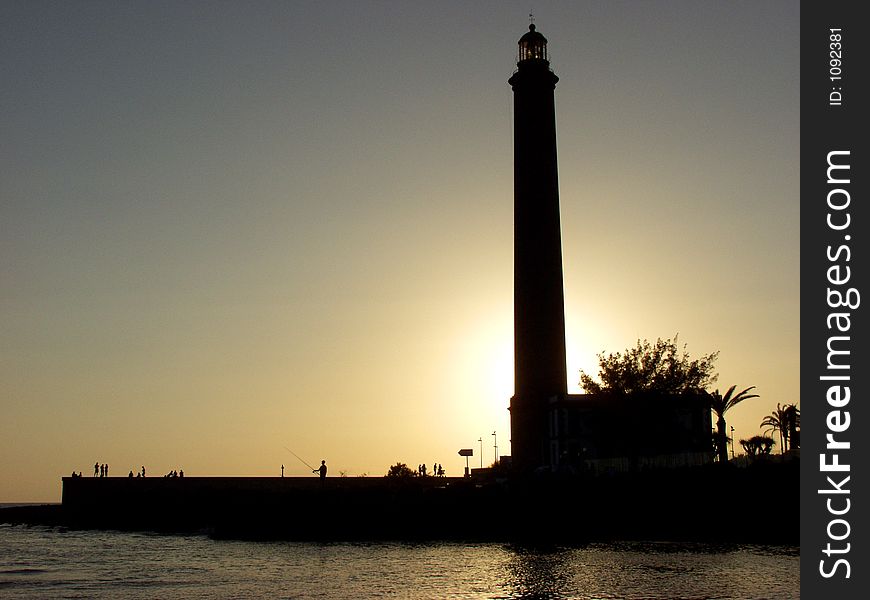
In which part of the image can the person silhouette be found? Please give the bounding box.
[179,469,184,478]
[281,464,284,478]
[141,465,146,477]
[94,462,99,477]
[105,464,109,477]
[128,470,134,478]
[315,460,327,478]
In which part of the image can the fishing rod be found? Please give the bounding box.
[283,446,317,472]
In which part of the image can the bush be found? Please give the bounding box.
[385,462,416,479]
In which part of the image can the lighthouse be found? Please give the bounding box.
[508,23,569,473]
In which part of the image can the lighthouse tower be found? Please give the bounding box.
[508,23,568,473]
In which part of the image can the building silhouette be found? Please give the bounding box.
[507,24,711,474]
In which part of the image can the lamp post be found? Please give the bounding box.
[492,431,498,465]
[730,425,735,459]
[478,438,483,468]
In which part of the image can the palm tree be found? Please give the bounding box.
[710,385,760,464]
[782,404,801,450]
[783,403,800,450]
[761,403,801,453]
[761,404,789,453]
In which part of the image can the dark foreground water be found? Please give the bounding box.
[0,524,799,599]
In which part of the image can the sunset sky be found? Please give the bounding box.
[1,1,799,501]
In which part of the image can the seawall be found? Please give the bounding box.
[3,462,799,543]
[61,475,476,539]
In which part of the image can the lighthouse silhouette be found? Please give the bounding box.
[508,23,569,474]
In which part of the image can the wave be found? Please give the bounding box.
[0,568,49,575]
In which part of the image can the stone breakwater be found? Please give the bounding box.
[2,462,798,543]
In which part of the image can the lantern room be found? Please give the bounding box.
[517,24,548,63]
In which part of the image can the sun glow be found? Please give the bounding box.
[439,305,513,461]
[446,305,605,465]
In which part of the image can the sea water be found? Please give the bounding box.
[0,523,799,599]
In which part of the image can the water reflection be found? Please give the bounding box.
[500,545,574,599]
[496,541,799,600]
[0,526,799,600]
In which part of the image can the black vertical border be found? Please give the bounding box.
[801,1,867,597]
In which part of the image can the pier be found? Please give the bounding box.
[0,461,800,544]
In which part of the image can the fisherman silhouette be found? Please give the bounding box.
[315,460,327,478]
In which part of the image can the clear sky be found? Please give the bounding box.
[1,1,799,501]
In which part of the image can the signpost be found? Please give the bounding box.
[458,448,473,477]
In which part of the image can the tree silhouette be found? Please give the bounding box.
[784,404,800,450]
[385,462,416,479]
[710,430,731,460]
[760,403,800,453]
[580,336,718,395]
[710,385,760,464]
[740,435,775,458]
[761,404,788,452]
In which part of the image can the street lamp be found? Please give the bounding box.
[730,425,735,459]
[492,431,498,465]
[478,438,483,468]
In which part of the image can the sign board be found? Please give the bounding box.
[457,448,473,457]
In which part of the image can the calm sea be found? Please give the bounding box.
[0,523,798,599]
